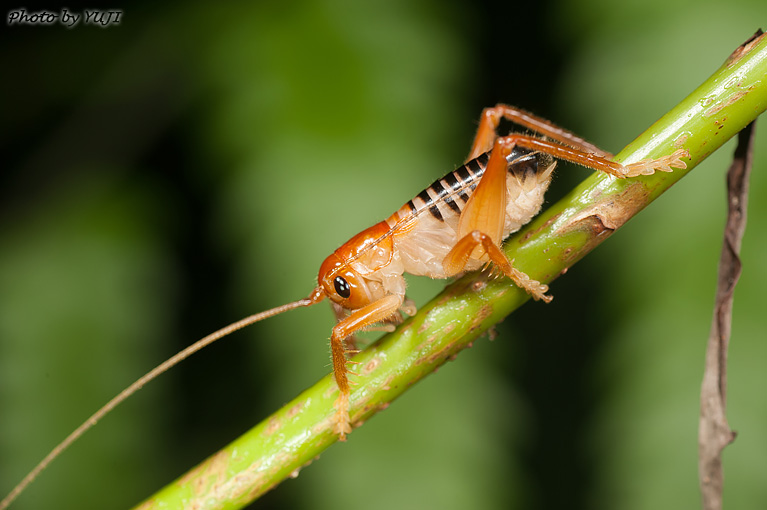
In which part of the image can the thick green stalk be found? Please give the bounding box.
[134,33,767,510]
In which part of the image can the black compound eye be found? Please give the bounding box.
[333,276,351,299]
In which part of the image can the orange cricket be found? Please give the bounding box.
[1,104,688,509]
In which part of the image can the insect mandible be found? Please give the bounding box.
[0,104,688,509]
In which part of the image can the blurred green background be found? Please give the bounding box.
[1,1,765,509]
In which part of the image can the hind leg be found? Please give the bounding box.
[467,104,613,161]
[445,132,687,300]
[444,229,552,302]
[466,104,688,177]
[445,134,552,301]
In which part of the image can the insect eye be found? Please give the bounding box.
[333,276,351,299]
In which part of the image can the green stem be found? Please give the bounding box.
[134,33,767,510]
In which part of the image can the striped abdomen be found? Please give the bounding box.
[389,147,545,228]
[385,146,554,279]
[403,152,488,223]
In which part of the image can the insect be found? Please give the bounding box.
[1,104,688,509]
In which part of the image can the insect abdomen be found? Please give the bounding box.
[401,152,487,224]
[396,147,547,226]
[386,147,553,278]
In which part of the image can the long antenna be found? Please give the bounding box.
[1,293,322,510]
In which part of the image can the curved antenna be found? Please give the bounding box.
[1,291,324,510]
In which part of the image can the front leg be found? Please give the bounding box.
[330,293,403,440]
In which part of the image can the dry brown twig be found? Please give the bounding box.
[697,115,756,508]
